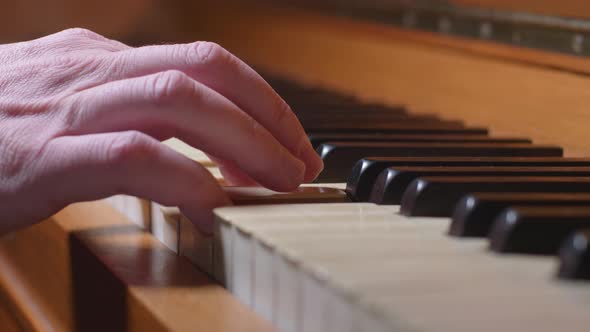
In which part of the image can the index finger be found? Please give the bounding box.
[109,42,324,181]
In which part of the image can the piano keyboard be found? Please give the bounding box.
[106,77,590,331]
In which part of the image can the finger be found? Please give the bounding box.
[46,28,131,52]
[36,131,230,233]
[109,42,323,181]
[209,156,260,187]
[60,70,306,191]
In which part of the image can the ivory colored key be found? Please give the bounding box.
[347,157,590,202]
[401,176,590,217]
[225,186,349,205]
[489,206,590,254]
[214,204,398,300]
[179,190,362,277]
[370,166,590,205]
[245,213,590,332]
[231,214,401,324]
[558,228,590,280]
[450,193,590,237]
[308,133,531,148]
[104,195,151,229]
[153,186,348,254]
[151,204,181,253]
[162,137,215,167]
[318,142,563,182]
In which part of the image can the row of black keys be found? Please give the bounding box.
[267,77,590,281]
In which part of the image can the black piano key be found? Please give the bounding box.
[299,114,448,130]
[308,134,531,149]
[305,119,467,132]
[293,104,408,115]
[318,143,563,182]
[346,157,590,202]
[309,125,488,135]
[400,177,590,217]
[370,167,590,205]
[450,192,590,237]
[489,206,590,255]
[557,228,590,280]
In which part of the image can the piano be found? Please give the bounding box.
[2,0,590,331]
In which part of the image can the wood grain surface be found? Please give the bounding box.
[0,201,275,332]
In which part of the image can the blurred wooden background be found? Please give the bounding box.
[3,0,590,45]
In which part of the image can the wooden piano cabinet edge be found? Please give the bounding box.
[179,1,590,158]
[0,201,275,332]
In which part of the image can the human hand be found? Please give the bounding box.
[0,28,323,234]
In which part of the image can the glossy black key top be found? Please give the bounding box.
[299,114,447,130]
[557,228,590,280]
[318,143,563,182]
[370,166,590,205]
[400,176,590,217]
[489,206,590,254]
[347,157,590,202]
[306,119,466,132]
[450,192,590,237]
[308,134,531,149]
[309,125,488,135]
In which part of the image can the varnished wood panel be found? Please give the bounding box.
[454,0,590,19]
[0,202,275,332]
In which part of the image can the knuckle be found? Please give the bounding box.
[59,28,104,40]
[148,70,194,102]
[192,41,231,66]
[105,132,156,165]
[57,95,84,131]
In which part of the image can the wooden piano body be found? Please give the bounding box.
[2,0,590,330]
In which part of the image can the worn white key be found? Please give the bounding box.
[151,203,180,253]
[163,138,214,166]
[262,218,590,332]
[182,190,353,283]
[104,195,150,230]
[214,204,398,331]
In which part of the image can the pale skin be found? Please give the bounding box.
[0,28,324,234]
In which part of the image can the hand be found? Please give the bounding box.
[0,28,323,234]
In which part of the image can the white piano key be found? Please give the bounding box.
[214,203,398,325]
[275,253,301,332]
[301,182,347,190]
[266,219,590,332]
[179,216,214,275]
[162,138,214,166]
[104,195,150,229]
[324,285,358,332]
[214,219,233,288]
[301,271,328,332]
[233,227,255,306]
[151,203,180,253]
[252,240,275,322]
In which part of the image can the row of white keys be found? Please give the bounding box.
[216,203,590,332]
[152,184,350,276]
[215,203,400,329]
